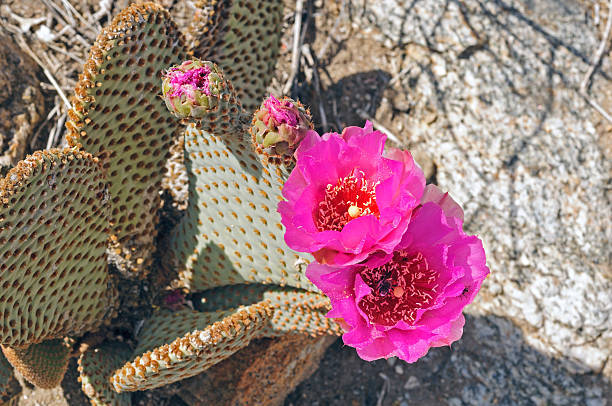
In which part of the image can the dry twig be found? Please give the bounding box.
[14,35,72,109]
[283,0,305,95]
[356,109,401,145]
[317,0,348,61]
[580,0,612,124]
[376,372,390,406]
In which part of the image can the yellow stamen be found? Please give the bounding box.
[348,205,361,218]
[393,286,404,298]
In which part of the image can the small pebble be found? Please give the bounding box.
[404,375,419,390]
[395,364,404,375]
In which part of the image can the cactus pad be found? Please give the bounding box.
[111,303,270,392]
[0,351,20,404]
[78,342,132,406]
[1,339,72,389]
[163,62,314,290]
[0,149,111,347]
[188,0,284,112]
[196,284,343,337]
[66,2,187,276]
[168,119,316,290]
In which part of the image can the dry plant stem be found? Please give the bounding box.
[283,0,304,95]
[14,36,71,109]
[585,96,612,123]
[46,112,66,150]
[581,0,612,92]
[376,372,390,406]
[301,43,329,131]
[580,0,612,124]
[317,0,348,61]
[356,109,401,145]
[92,0,112,24]
[59,0,90,28]
[40,0,91,47]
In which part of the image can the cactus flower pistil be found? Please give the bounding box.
[316,169,380,232]
[358,251,437,326]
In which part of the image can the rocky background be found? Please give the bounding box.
[0,0,610,405]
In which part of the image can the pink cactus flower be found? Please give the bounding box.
[263,95,300,127]
[278,122,425,266]
[166,63,212,99]
[306,186,489,362]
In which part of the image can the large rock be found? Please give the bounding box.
[354,0,611,376]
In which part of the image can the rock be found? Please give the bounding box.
[178,335,335,406]
[404,376,419,390]
[354,0,612,377]
[288,315,612,405]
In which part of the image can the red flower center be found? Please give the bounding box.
[358,251,438,326]
[315,169,379,232]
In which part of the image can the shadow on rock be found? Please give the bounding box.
[285,314,612,406]
[298,70,392,134]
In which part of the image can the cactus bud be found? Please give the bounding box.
[162,60,224,119]
[250,95,314,164]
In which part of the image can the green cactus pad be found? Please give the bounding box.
[78,342,132,406]
[264,291,343,338]
[0,351,20,404]
[66,2,188,276]
[195,284,343,337]
[188,0,284,112]
[163,61,314,290]
[0,148,111,347]
[111,303,270,392]
[167,118,316,290]
[1,339,72,389]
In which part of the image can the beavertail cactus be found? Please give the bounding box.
[1,339,72,389]
[78,342,132,406]
[111,303,271,392]
[0,0,435,398]
[66,2,188,276]
[0,148,113,386]
[111,284,341,392]
[163,60,314,291]
[195,285,343,338]
[0,149,112,345]
[188,0,284,112]
[250,95,314,165]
